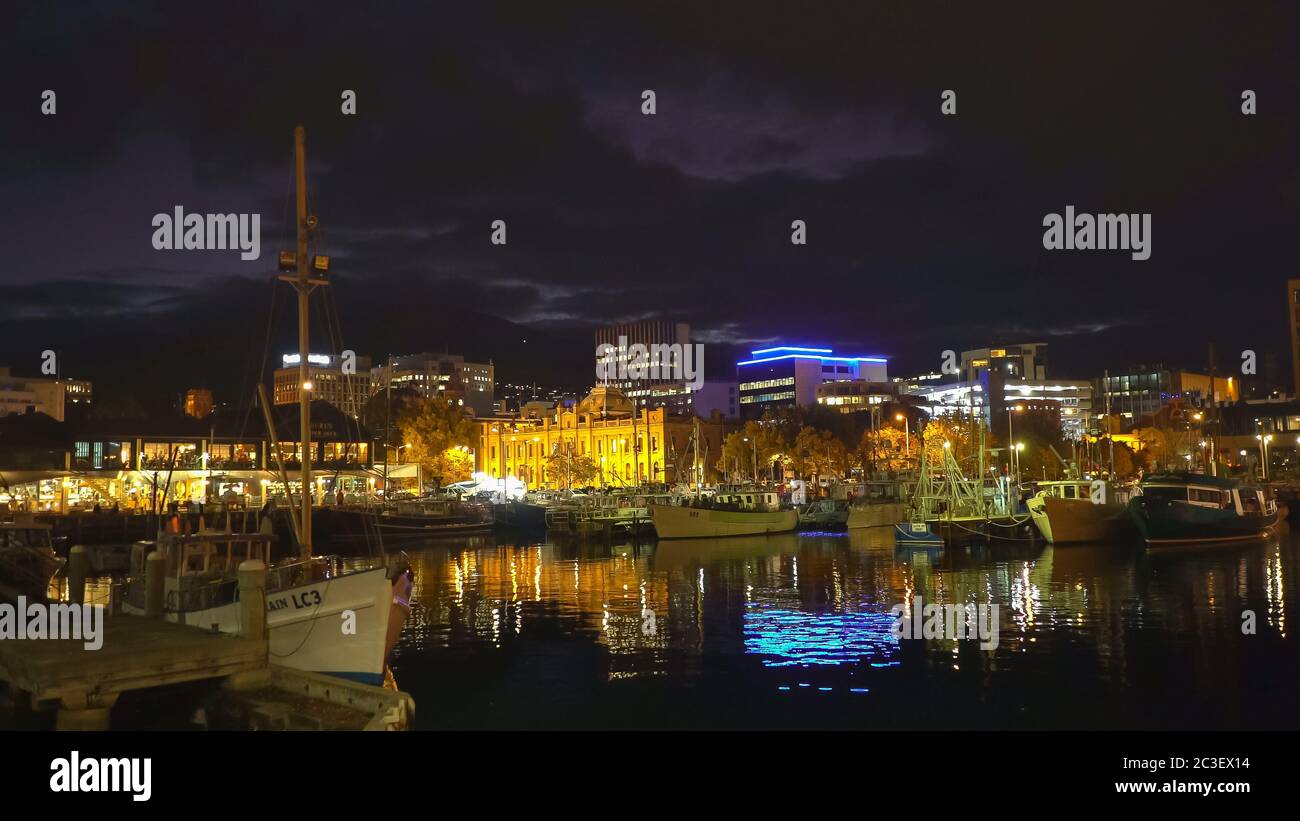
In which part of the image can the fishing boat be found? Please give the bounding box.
[118,126,412,685]
[845,479,908,529]
[1026,479,1135,544]
[1127,472,1280,546]
[493,489,558,531]
[121,528,410,685]
[650,490,797,539]
[546,491,660,538]
[797,498,850,529]
[894,435,1022,547]
[320,497,494,541]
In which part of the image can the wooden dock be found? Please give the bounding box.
[0,617,265,729]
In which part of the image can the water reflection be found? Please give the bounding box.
[390,526,1300,729]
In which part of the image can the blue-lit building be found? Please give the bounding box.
[736,345,888,419]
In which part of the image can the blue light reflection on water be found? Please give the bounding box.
[743,603,901,668]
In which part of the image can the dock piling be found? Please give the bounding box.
[145,551,166,617]
[238,559,267,640]
[67,545,88,605]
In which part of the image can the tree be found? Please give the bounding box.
[920,416,977,469]
[858,425,909,474]
[715,420,784,481]
[790,426,848,488]
[395,396,477,487]
[544,442,599,489]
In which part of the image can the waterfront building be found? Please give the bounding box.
[371,352,495,417]
[737,345,888,419]
[475,386,729,489]
[0,401,375,513]
[274,352,372,419]
[0,366,92,422]
[1099,366,1237,422]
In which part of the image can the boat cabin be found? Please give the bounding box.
[1140,480,1276,517]
[711,491,782,512]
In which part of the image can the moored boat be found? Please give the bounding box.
[1026,479,1134,544]
[1127,472,1279,546]
[122,531,411,684]
[650,490,796,539]
[0,518,63,602]
[798,498,850,529]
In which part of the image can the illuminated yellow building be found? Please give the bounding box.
[476,386,729,489]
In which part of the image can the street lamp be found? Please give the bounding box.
[895,413,910,458]
[1256,434,1273,480]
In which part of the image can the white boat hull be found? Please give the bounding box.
[125,566,399,685]
[649,504,797,539]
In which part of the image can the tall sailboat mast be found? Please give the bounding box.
[277,125,324,558]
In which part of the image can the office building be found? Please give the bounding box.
[274,352,372,419]
[372,352,495,416]
[737,345,888,419]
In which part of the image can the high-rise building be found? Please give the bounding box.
[370,353,495,416]
[736,345,888,419]
[595,320,693,394]
[273,352,372,418]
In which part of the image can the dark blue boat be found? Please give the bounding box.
[1128,473,1279,546]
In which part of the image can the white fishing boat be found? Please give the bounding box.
[650,490,797,539]
[119,126,413,686]
[122,530,409,685]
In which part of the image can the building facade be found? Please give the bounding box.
[274,352,372,419]
[815,380,898,413]
[371,352,495,417]
[961,344,1048,383]
[476,387,729,489]
[0,367,92,421]
[1100,366,1238,422]
[737,345,888,419]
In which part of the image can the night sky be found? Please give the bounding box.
[2,2,1299,408]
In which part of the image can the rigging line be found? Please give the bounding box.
[237,276,281,443]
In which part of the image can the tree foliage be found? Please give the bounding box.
[715,420,785,480]
[395,396,476,485]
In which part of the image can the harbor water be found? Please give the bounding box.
[389,527,1300,730]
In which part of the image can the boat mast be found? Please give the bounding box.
[277,125,323,559]
[383,353,392,497]
[1104,368,1114,477]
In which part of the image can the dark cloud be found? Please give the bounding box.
[2,1,1299,400]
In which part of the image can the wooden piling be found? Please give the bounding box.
[145,551,166,617]
[67,545,88,605]
[237,560,267,640]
